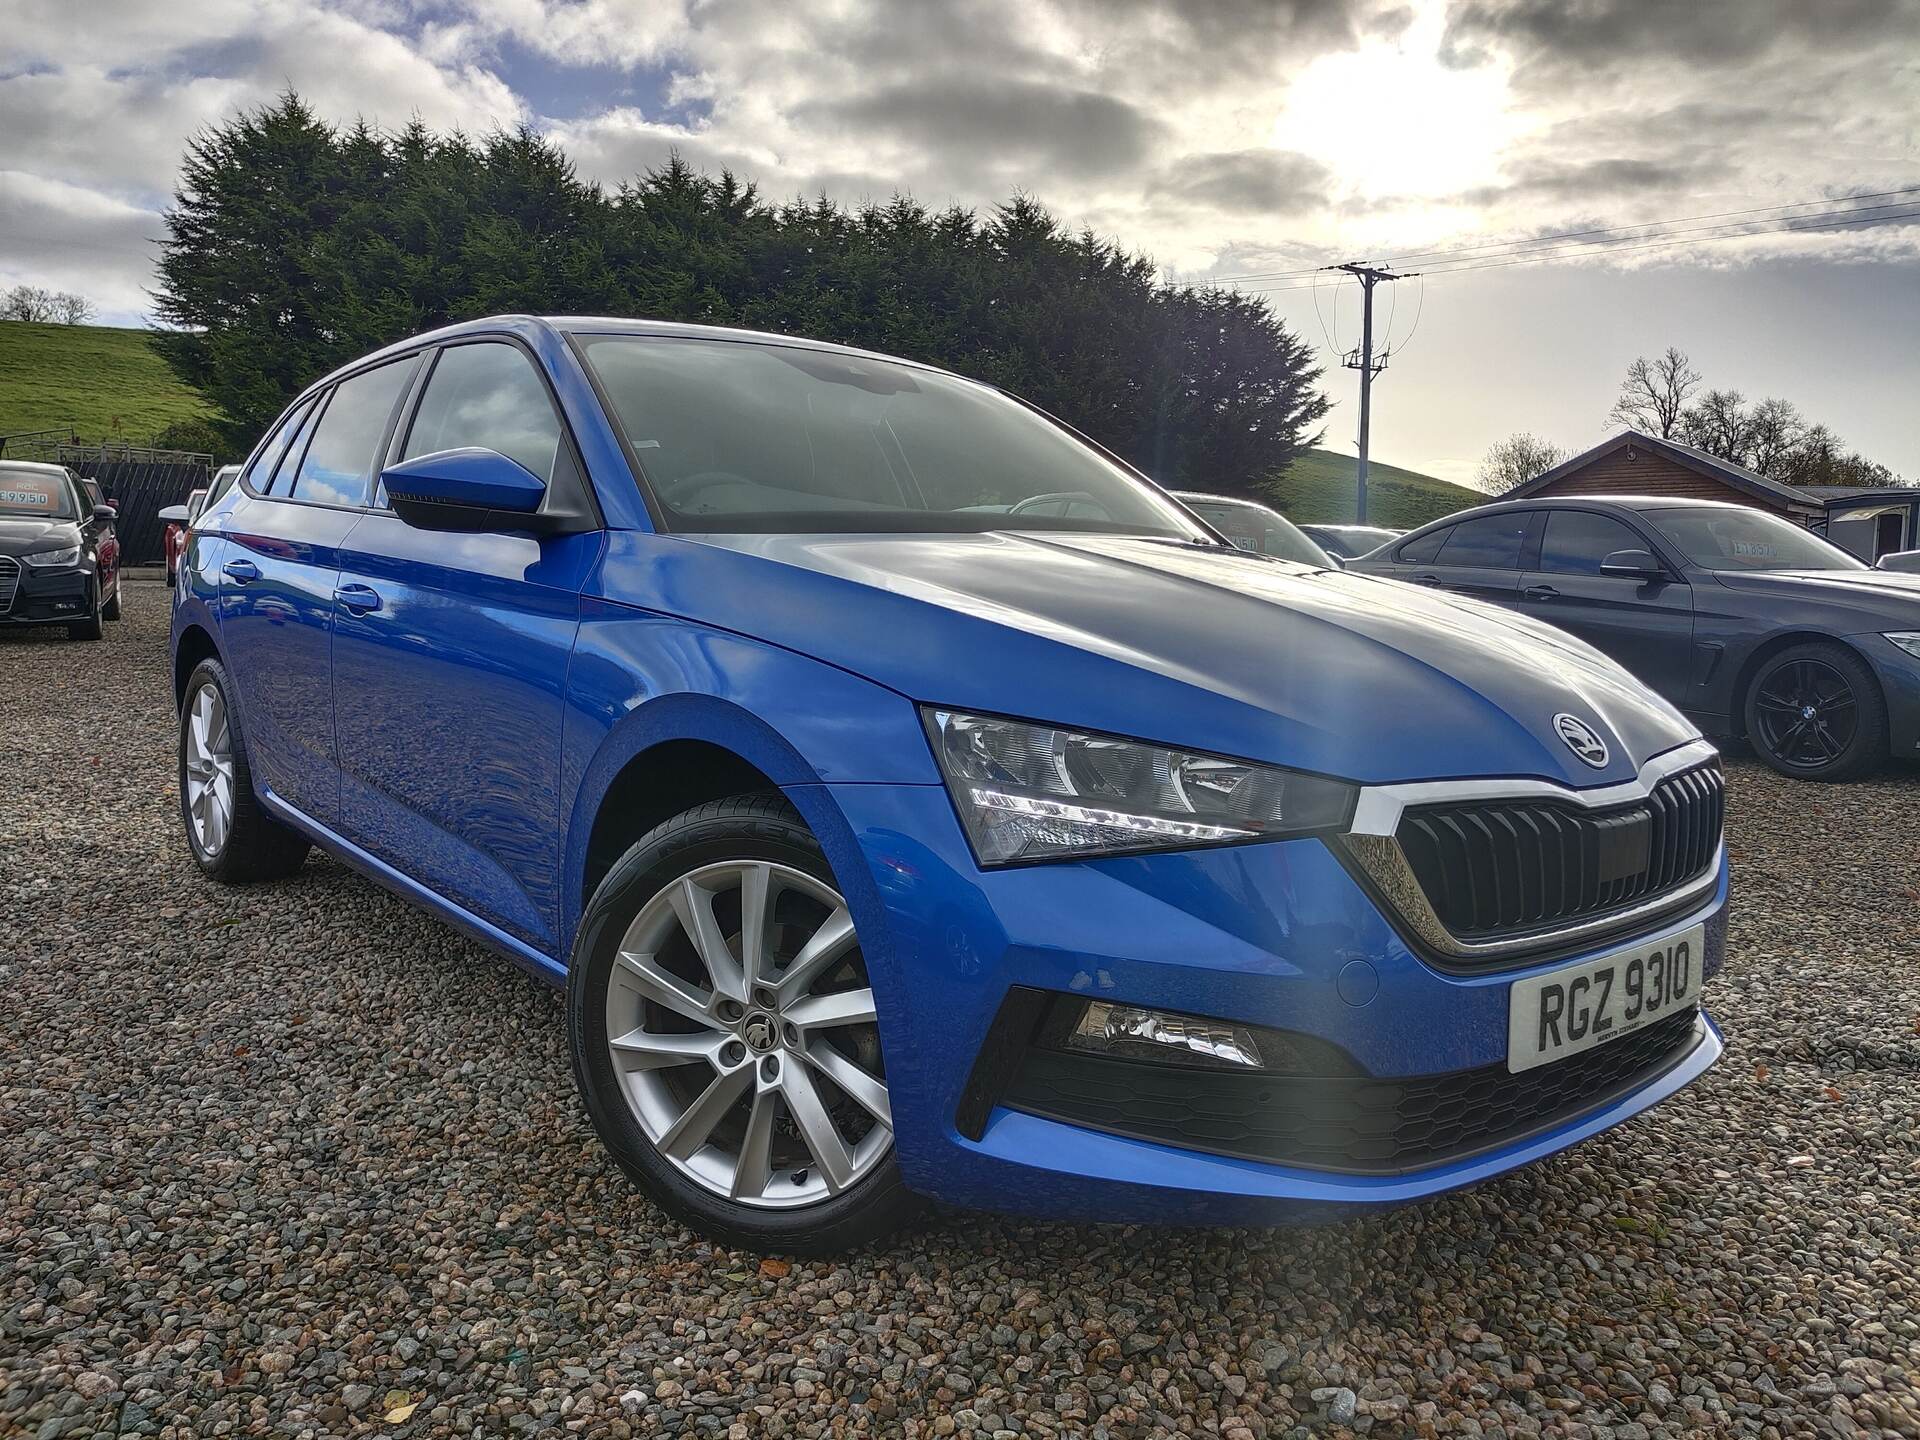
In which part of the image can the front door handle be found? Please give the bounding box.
[222,558,260,584]
[334,583,382,616]
[1523,583,1559,599]
[1415,572,1443,586]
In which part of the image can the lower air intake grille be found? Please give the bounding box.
[1001,1007,1703,1175]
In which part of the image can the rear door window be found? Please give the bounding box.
[1437,513,1531,569]
[1538,511,1648,576]
[288,358,417,506]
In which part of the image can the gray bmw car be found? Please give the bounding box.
[1348,494,1920,781]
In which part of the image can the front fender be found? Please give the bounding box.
[558,595,942,955]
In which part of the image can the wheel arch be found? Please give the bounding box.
[1729,630,1885,738]
[173,622,221,709]
[563,694,881,964]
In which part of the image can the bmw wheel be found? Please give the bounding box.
[568,793,916,1254]
[1744,641,1886,782]
[178,657,313,881]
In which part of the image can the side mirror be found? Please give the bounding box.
[1599,548,1666,579]
[158,504,191,525]
[92,504,117,523]
[380,448,547,533]
[1874,550,1920,574]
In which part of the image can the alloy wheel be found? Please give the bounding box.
[183,681,236,854]
[603,860,892,1209]
[1753,658,1858,769]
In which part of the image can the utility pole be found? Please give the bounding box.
[1327,263,1415,524]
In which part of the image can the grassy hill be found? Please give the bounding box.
[0,320,212,445]
[1269,447,1485,528]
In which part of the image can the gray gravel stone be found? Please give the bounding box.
[3,596,1919,1439]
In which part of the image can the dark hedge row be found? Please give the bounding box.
[154,95,1328,494]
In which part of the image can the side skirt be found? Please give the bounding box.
[258,788,569,988]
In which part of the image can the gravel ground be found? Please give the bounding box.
[4,591,1918,1440]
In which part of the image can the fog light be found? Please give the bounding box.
[1068,1001,1265,1070]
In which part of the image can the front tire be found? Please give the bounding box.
[102,573,122,621]
[567,793,917,1255]
[178,657,312,882]
[1744,641,1886,782]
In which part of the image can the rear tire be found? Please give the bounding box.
[567,792,918,1255]
[178,657,313,882]
[1743,641,1885,782]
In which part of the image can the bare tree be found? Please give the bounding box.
[1,284,95,324]
[1607,346,1700,438]
[1679,389,1753,468]
[2,284,58,322]
[1479,433,1568,494]
[1744,397,1806,479]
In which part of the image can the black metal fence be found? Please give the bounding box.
[0,436,211,566]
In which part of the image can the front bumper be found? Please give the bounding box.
[0,562,94,626]
[824,781,1727,1225]
[1853,632,1920,758]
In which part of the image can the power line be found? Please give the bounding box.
[1234,202,1920,295]
[1209,182,1920,285]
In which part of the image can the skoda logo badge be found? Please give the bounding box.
[1554,713,1610,769]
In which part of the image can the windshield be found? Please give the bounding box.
[577,335,1209,539]
[0,468,78,520]
[1642,506,1867,572]
[1181,497,1331,565]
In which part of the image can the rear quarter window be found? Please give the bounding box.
[1397,526,1451,564]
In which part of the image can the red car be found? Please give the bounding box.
[163,465,237,586]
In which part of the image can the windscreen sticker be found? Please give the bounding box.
[0,482,61,513]
[1732,540,1778,558]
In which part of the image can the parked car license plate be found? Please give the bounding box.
[1507,923,1703,1074]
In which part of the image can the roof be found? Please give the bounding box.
[319,314,963,393]
[1799,484,1919,507]
[1504,430,1824,512]
[0,459,72,477]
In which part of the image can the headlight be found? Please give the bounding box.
[1885,632,1920,661]
[23,545,82,568]
[924,708,1355,865]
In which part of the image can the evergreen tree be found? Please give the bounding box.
[155,93,1329,485]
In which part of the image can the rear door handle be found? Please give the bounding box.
[222,558,260,584]
[334,583,382,616]
[1523,584,1559,599]
[1415,572,1443,586]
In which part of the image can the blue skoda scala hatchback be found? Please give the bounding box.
[171,317,1727,1253]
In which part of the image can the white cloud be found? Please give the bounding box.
[1,0,1916,472]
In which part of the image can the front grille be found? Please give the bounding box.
[0,556,18,612]
[1001,1007,1703,1175]
[1395,763,1723,942]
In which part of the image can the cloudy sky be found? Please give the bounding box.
[3,0,1917,483]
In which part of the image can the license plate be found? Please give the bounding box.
[1507,922,1703,1074]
